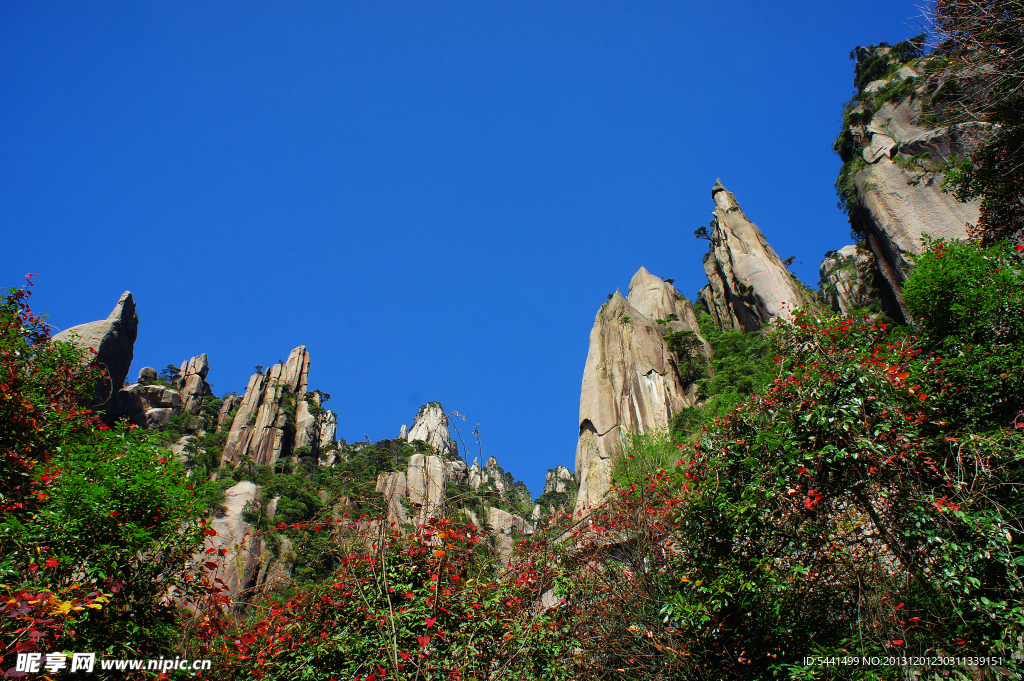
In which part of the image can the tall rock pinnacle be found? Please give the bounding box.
[699,180,816,331]
[574,269,708,514]
[221,346,314,468]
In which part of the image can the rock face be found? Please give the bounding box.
[221,346,314,468]
[201,481,292,612]
[376,453,475,526]
[405,402,456,458]
[698,181,816,332]
[544,466,575,495]
[218,395,243,427]
[819,245,879,313]
[177,354,213,415]
[838,45,990,322]
[375,402,532,535]
[487,507,535,564]
[574,269,708,514]
[318,410,338,450]
[533,465,579,521]
[53,292,139,410]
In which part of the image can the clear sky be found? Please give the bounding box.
[2,1,927,499]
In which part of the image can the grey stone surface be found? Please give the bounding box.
[221,346,313,468]
[575,269,709,514]
[819,245,878,314]
[405,402,456,458]
[53,291,139,410]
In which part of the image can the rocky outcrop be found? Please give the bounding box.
[53,291,139,410]
[318,410,337,450]
[532,466,578,521]
[375,452,473,527]
[177,354,213,414]
[201,481,292,612]
[544,466,575,495]
[376,470,411,526]
[698,181,816,331]
[574,269,708,513]
[837,45,991,322]
[488,507,535,564]
[405,402,456,458]
[467,456,532,506]
[218,395,243,427]
[221,346,314,468]
[819,245,879,313]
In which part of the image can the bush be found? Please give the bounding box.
[0,277,205,667]
[903,238,1024,426]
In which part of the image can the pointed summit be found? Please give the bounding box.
[574,267,709,513]
[699,180,816,331]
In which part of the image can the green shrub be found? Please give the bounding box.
[903,238,1024,426]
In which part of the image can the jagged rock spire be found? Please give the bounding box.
[699,180,816,331]
[574,269,708,513]
[221,346,313,467]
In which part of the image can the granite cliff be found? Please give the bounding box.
[698,181,817,332]
[574,267,709,513]
[833,41,992,321]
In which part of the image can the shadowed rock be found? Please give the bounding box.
[53,291,139,411]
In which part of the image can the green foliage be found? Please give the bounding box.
[195,519,575,680]
[903,238,1024,426]
[930,1,1024,242]
[611,429,679,491]
[670,311,774,435]
[0,278,205,664]
[262,473,324,526]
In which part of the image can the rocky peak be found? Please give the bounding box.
[221,346,314,468]
[574,268,708,514]
[544,466,574,495]
[699,180,816,332]
[52,291,139,410]
[178,354,213,414]
[405,401,456,458]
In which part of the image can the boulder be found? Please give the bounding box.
[445,459,469,485]
[144,408,173,430]
[574,273,707,514]
[138,366,158,383]
[52,292,139,411]
[698,181,817,331]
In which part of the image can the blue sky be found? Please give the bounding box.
[2,1,927,498]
